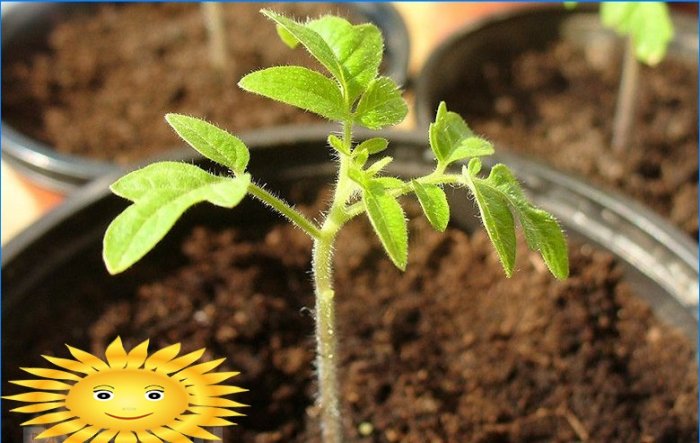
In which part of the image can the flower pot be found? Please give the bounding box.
[1,2,410,195]
[3,127,697,441]
[415,4,699,240]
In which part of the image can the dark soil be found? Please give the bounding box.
[2,2,361,164]
[446,40,698,239]
[82,190,698,442]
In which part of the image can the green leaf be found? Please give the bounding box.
[348,168,366,186]
[464,170,516,276]
[463,161,569,279]
[412,181,450,232]
[328,134,350,155]
[362,180,408,270]
[374,177,404,189]
[307,16,383,101]
[354,77,408,130]
[600,2,674,65]
[354,150,369,168]
[355,137,389,155]
[468,157,482,176]
[430,102,494,166]
[275,23,299,49]
[484,165,569,279]
[239,66,347,121]
[261,10,344,82]
[165,114,249,174]
[365,156,393,176]
[104,163,250,274]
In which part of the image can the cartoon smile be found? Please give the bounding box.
[105,412,154,420]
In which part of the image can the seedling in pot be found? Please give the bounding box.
[103,10,569,443]
[567,2,674,152]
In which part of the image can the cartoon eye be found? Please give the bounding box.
[93,390,113,401]
[145,390,164,401]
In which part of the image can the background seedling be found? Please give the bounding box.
[103,10,568,443]
[567,2,674,152]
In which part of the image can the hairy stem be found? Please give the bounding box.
[312,227,341,443]
[611,37,639,153]
[312,122,355,443]
[247,182,322,238]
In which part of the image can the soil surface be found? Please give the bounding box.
[445,40,698,239]
[78,190,697,442]
[2,3,362,164]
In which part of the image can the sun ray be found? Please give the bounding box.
[126,339,150,369]
[42,355,97,374]
[21,410,75,426]
[136,430,165,443]
[144,343,181,370]
[188,406,245,417]
[11,401,65,413]
[200,371,240,385]
[158,348,206,375]
[105,336,129,369]
[3,391,66,402]
[174,358,225,381]
[188,384,246,397]
[90,429,119,443]
[7,338,244,442]
[115,430,138,443]
[192,416,236,427]
[188,396,243,408]
[62,424,100,443]
[21,367,81,381]
[10,379,73,391]
[151,426,194,443]
[66,345,109,371]
[37,418,86,438]
[169,416,219,440]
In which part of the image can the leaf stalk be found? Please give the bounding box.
[247,182,322,239]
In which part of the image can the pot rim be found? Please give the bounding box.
[0,1,410,192]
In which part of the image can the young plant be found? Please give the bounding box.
[103,10,569,443]
[568,2,674,152]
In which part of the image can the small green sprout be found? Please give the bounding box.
[103,10,568,443]
[599,2,674,66]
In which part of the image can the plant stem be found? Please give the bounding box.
[312,228,341,443]
[247,182,322,239]
[201,2,229,74]
[611,37,639,153]
[311,122,356,443]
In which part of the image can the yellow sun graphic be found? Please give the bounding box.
[4,337,246,442]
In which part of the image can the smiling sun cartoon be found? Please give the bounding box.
[4,337,246,442]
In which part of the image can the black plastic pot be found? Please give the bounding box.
[3,126,697,440]
[1,2,410,194]
[415,4,698,127]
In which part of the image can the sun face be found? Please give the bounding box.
[4,337,245,442]
[65,368,190,432]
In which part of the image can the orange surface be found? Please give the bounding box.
[1,2,525,244]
